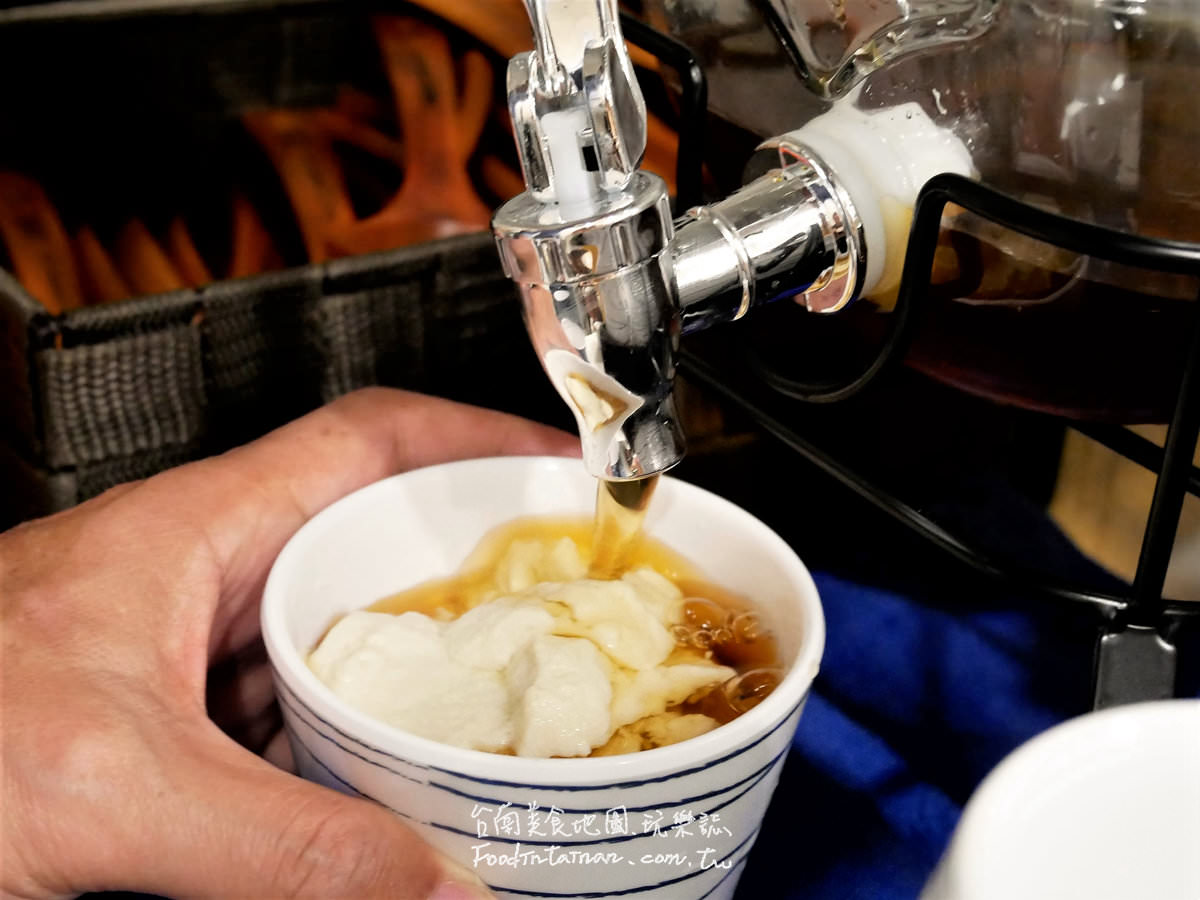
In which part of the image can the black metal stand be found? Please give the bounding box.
[628,24,1200,708]
[894,176,1200,706]
[708,173,1200,707]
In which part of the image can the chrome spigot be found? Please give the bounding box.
[493,1,866,481]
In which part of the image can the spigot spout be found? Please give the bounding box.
[493,6,868,480]
[494,172,683,481]
[493,0,681,481]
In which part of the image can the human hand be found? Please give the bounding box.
[1,388,578,898]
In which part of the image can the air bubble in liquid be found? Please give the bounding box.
[683,597,729,632]
[723,668,782,713]
[729,612,761,643]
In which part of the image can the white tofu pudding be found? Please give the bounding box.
[307,517,781,758]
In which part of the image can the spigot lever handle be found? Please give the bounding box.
[511,0,647,209]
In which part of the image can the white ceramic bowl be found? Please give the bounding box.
[922,698,1200,900]
[262,456,824,900]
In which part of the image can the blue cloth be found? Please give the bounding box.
[732,567,1200,899]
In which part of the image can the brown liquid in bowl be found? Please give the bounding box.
[368,505,784,756]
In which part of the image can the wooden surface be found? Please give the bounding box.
[1050,426,1200,603]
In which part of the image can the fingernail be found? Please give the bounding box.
[429,857,494,900]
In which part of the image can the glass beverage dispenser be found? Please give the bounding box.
[649,0,1200,421]
[491,0,1200,705]
[493,0,1199,480]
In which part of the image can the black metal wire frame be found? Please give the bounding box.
[1072,423,1200,501]
[620,12,707,211]
[899,175,1200,630]
[682,350,1200,623]
[623,19,1200,692]
[682,173,1200,634]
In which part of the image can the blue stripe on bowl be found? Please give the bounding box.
[429,741,789,814]
[483,824,762,897]
[276,685,425,785]
[286,716,421,824]
[290,711,765,898]
[698,853,749,900]
[425,746,786,847]
[276,679,427,781]
[279,669,806,791]
[428,695,805,790]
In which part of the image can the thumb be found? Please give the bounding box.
[133,734,493,899]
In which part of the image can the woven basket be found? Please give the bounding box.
[0,2,574,528]
[0,233,562,529]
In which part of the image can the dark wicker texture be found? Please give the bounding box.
[0,233,564,529]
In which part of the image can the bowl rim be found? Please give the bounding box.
[943,697,1200,873]
[261,455,825,784]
